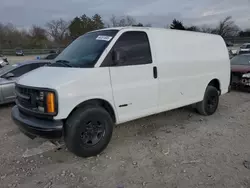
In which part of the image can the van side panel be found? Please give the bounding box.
[149,29,230,112]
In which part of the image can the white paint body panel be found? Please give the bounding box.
[17,27,230,124]
[109,64,158,123]
[18,67,116,120]
[148,29,230,112]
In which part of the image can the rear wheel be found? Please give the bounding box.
[196,86,219,116]
[64,106,113,157]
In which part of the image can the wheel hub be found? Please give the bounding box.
[80,121,105,146]
[207,94,218,111]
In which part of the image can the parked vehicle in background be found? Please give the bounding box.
[230,54,250,88]
[39,53,58,60]
[12,27,230,158]
[228,49,234,59]
[56,49,61,54]
[226,41,233,47]
[238,43,250,55]
[0,56,9,67]
[0,60,51,105]
[15,49,24,56]
[49,50,56,54]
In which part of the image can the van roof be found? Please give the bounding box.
[96,26,219,37]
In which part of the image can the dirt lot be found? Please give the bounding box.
[0,91,250,188]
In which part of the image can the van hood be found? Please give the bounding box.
[17,67,97,89]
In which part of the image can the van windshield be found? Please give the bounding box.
[51,30,118,68]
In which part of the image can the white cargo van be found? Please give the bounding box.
[12,27,230,157]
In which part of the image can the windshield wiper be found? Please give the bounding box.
[53,60,72,67]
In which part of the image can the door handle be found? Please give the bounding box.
[153,66,157,79]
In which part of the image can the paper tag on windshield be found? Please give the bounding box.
[96,35,112,41]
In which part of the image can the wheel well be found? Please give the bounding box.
[68,99,116,123]
[208,79,221,92]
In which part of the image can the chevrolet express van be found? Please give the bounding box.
[12,27,230,157]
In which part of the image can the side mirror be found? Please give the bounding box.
[112,49,126,65]
[3,73,15,79]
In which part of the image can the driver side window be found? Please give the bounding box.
[101,31,152,67]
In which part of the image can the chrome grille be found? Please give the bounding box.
[16,85,39,109]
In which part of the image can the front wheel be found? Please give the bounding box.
[64,106,114,157]
[196,86,219,116]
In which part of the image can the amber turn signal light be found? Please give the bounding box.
[46,92,55,113]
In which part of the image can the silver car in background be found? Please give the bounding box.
[0,60,51,104]
[0,56,9,67]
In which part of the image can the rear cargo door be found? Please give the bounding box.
[107,31,158,123]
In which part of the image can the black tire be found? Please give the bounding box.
[196,86,219,116]
[64,106,113,158]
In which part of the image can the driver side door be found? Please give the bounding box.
[104,31,158,123]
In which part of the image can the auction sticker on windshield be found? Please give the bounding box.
[96,35,112,41]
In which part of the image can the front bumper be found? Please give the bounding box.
[231,80,250,88]
[11,105,63,139]
[231,72,250,88]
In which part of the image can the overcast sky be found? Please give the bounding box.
[0,0,250,29]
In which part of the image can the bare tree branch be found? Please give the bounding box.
[109,15,136,27]
[46,19,69,44]
[214,16,240,37]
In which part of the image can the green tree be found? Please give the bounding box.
[170,19,185,30]
[92,14,104,29]
[69,14,105,40]
[80,14,93,32]
[68,17,84,40]
[186,26,200,32]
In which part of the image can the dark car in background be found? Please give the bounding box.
[0,60,51,104]
[16,49,24,56]
[230,54,250,89]
[40,53,58,60]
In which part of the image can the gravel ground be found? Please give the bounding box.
[0,91,250,188]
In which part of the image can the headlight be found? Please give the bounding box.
[16,85,57,115]
[37,91,45,112]
[36,91,56,114]
[242,73,250,78]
